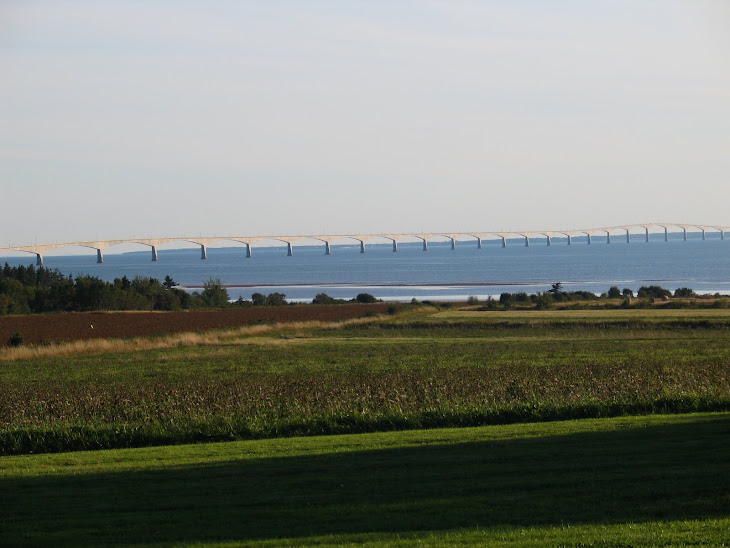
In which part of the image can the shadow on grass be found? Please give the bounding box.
[2,415,729,546]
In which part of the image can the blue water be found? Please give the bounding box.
[2,234,729,302]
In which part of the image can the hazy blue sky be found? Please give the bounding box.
[1,1,729,246]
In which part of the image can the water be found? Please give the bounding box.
[2,234,729,302]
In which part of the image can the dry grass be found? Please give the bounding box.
[443,308,730,320]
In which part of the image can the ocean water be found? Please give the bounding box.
[1,234,729,302]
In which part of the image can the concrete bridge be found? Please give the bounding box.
[1,223,728,266]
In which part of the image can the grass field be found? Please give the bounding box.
[2,413,729,546]
[1,305,730,546]
[2,306,730,455]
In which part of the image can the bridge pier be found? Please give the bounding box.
[392,240,398,252]
[546,235,551,246]
[524,236,529,247]
[721,230,725,240]
[664,227,668,242]
[360,241,365,253]
[151,246,158,262]
[567,235,572,245]
[36,253,43,266]
[325,241,331,255]
[702,229,706,241]
[645,227,649,243]
[501,236,506,248]
[245,243,252,258]
[606,232,611,244]
[422,239,428,251]
[96,249,104,264]
[201,244,208,260]
[683,228,687,241]
[287,242,293,256]
[450,238,456,250]
[476,238,482,249]
[587,234,591,245]
[625,230,630,243]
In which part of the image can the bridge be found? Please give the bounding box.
[1,222,727,266]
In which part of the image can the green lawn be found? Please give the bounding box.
[2,413,729,546]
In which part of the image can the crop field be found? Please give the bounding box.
[2,305,730,545]
[2,305,730,455]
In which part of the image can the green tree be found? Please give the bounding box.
[549,282,563,294]
[313,293,339,305]
[535,292,554,310]
[637,285,671,300]
[201,279,229,308]
[355,293,378,304]
[499,293,514,304]
[607,286,622,299]
[266,293,287,306]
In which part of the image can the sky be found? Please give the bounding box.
[1,1,729,246]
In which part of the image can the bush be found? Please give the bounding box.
[355,293,378,304]
[8,331,23,347]
[484,296,498,310]
[674,287,696,298]
[535,292,554,310]
[637,285,671,300]
[312,293,344,305]
[266,293,287,306]
[607,286,622,299]
[467,296,479,305]
[250,292,287,306]
[569,291,599,301]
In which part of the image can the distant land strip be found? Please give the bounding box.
[181,279,684,289]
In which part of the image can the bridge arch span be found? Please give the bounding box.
[379,235,402,253]
[325,235,368,253]
[466,233,488,249]
[551,231,573,244]
[517,233,531,247]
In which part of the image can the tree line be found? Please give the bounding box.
[0,264,382,315]
[0,264,232,315]
[475,283,721,310]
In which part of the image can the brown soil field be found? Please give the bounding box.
[0,304,389,347]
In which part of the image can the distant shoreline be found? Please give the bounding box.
[181,279,685,289]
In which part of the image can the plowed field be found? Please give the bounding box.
[0,304,388,347]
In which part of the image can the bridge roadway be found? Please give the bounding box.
[1,223,728,266]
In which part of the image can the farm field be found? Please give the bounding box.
[0,303,388,347]
[1,305,730,545]
[2,305,730,455]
